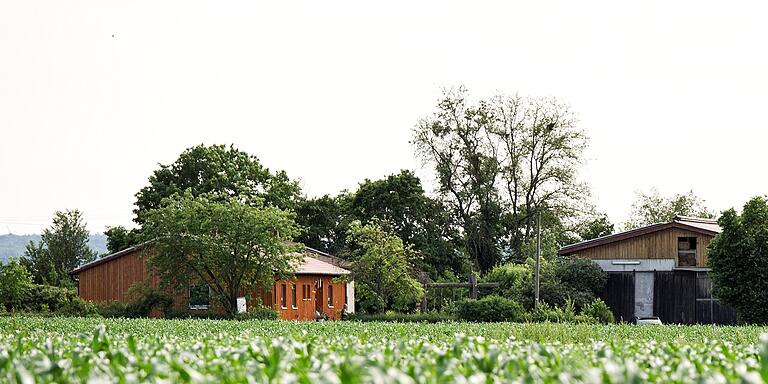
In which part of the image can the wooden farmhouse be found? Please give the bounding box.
[558,216,736,324]
[70,244,354,320]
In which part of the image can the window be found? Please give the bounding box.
[189,283,210,310]
[291,284,297,308]
[327,284,334,308]
[302,284,310,301]
[678,237,697,267]
[280,284,287,309]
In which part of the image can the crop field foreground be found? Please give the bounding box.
[1,317,768,383]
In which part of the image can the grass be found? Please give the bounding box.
[1,316,766,382]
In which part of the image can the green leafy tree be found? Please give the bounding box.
[349,170,468,278]
[141,193,303,315]
[346,220,425,313]
[104,226,141,254]
[133,144,301,224]
[624,188,714,230]
[0,259,33,312]
[21,210,97,287]
[295,194,353,255]
[576,214,614,241]
[413,87,588,271]
[709,196,768,323]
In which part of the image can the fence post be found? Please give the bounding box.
[469,272,478,300]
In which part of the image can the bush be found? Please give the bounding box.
[526,299,596,324]
[456,295,525,322]
[96,285,174,318]
[580,298,614,324]
[348,311,455,323]
[55,297,100,317]
[21,284,78,312]
[235,306,280,321]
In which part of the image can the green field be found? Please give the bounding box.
[0,317,766,383]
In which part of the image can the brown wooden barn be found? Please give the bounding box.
[558,216,736,324]
[69,244,354,320]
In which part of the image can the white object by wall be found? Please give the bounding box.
[346,281,355,313]
[237,297,247,313]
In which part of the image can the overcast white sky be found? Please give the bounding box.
[1,1,767,234]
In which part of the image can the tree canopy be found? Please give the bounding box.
[623,188,714,230]
[708,196,768,323]
[133,144,301,224]
[21,210,97,287]
[412,87,589,271]
[346,219,425,313]
[141,193,303,315]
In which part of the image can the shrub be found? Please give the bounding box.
[348,311,455,323]
[55,297,100,317]
[580,298,614,324]
[527,299,596,324]
[235,306,280,321]
[456,295,525,322]
[21,284,78,312]
[0,260,33,312]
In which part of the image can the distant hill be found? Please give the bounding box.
[0,234,108,264]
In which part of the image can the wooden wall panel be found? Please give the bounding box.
[572,228,715,268]
[76,248,349,320]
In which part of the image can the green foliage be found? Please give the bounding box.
[142,192,303,315]
[133,144,301,225]
[1,317,767,382]
[580,298,614,324]
[347,311,455,323]
[54,297,100,317]
[527,299,596,324]
[234,306,280,321]
[456,295,526,322]
[412,87,589,271]
[21,210,97,287]
[624,188,714,230]
[482,257,608,311]
[0,260,33,312]
[103,226,141,254]
[20,284,78,312]
[709,196,768,324]
[295,194,352,255]
[576,213,614,241]
[346,220,425,313]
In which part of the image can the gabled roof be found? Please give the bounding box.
[70,242,350,276]
[295,255,350,275]
[558,216,721,256]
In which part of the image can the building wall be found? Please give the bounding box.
[76,249,162,303]
[571,228,714,267]
[75,248,349,320]
[269,275,347,320]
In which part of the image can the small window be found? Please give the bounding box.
[678,237,697,267]
[280,284,287,309]
[291,284,297,308]
[303,284,310,301]
[327,284,334,308]
[189,283,210,310]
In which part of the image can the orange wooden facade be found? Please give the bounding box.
[72,247,349,320]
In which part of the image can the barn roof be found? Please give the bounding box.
[70,243,350,276]
[558,216,721,256]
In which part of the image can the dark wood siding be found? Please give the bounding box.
[600,272,635,322]
[653,270,735,324]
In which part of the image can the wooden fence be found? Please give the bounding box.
[420,273,499,313]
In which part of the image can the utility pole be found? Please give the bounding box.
[534,208,541,309]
